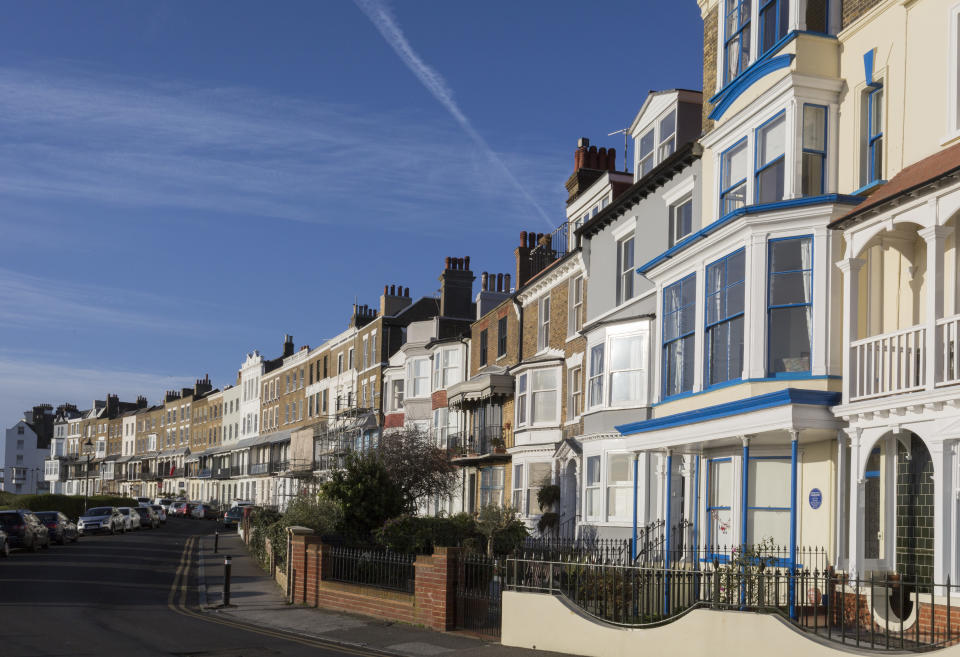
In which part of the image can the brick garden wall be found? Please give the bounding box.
[289,535,462,632]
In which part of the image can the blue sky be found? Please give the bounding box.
[0,1,702,422]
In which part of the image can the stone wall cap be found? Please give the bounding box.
[287,525,315,535]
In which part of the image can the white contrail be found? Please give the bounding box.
[353,0,554,228]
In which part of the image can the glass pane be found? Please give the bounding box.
[607,486,631,521]
[607,454,632,484]
[723,141,748,187]
[659,137,675,160]
[727,250,745,281]
[659,110,676,138]
[586,488,601,518]
[532,391,556,423]
[587,455,601,485]
[757,159,784,204]
[610,335,640,370]
[610,371,642,404]
[769,238,812,273]
[681,335,696,391]
[768,306,812,373]
[706,291,723,326]
[590,345,604,376]
[532,368,557,391]
[639,130,654,158]
[769,271,812,305]
[517,373,527,394]
[664,283,681,314]
[870,89,883,135]
[803,105,826,150]
[722,182,747,214]
[708,322,730,385]
[674,200,692,241]
[681,276,697,307]
[621,237,634,270]
[758,114,786,167]
[760,3,777,52]
[802,152,824,196]
[748,458,791,507]
[710,507,734,545]
[679,301,696,335]
[871,138,883,181]
[710,460,733,506]
[707,260,724,295]
[529,462,551,487]
[747,509,790,546]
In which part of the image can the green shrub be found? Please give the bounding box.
[375,512,482,554]
[4,494,139,520]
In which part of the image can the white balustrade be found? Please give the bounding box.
[850,325,926,401]
[937,313,960,387]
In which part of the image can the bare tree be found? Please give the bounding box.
[377,426,458,510]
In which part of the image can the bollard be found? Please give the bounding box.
[224,555,232,606]
[214,530,219,554]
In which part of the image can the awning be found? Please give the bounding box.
[447,373,514,406]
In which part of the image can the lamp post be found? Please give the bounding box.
[82,437,93,513]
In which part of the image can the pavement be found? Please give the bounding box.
[197,530,567,657]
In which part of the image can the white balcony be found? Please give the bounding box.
[849,313,960,403]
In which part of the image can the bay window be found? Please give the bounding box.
[705,249,745,386]
[707,458,734,547]
[531,368,559,424]
[755,112,786,204]
[479,466,504,507]
[588,344,604,408]
[608,334,645,406]
[432,347,461,389]
[585,455,601,521]
[662,274,696,398]
[801,104,827,196]
[606,453,633,522]
[746,457,791,545]
[767,236,812,374]
[526,462,552,516]
[720,139,748,215]
[407,358,429,397]
[517,373,527,425]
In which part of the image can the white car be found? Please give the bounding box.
[150,505,167,524]
[116,507,142,531]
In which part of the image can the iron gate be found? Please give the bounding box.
[455,554,503,639]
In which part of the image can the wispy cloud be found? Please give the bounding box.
[352,0,555,228]
[0,267,211,333]
[0,66,564,230]
[0,355,193,422]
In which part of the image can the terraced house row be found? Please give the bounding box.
[4,0,959,629]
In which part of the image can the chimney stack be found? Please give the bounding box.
[380,283,412,317]
[439,255,475,319]
[283,334,295,358]
[567,136,613,203]
[515,231,533,288]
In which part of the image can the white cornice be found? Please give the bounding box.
[517,252,585,305]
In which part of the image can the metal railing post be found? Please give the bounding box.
[223,555,232,606]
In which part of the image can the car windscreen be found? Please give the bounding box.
[0,514,21,527]
[33,512,58,522]
[135,508,149,516]
[85,507,112,516]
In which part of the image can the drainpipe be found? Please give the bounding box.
[694,453,701,564]
[789,430,799,620]
[664,449,673,616]
[740,436,750,607]
[632,452,640,562]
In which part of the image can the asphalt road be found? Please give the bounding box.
[0,518,387,657]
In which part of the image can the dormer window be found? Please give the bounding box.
[637,129,655,176]
[658,111,676,161]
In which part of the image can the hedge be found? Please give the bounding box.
[0,493,140,520]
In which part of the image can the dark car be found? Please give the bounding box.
[222,506,243,528]
[0,510,50,552]
[134,506,159,529]
[33,511,79,545]
[0,529,9,557]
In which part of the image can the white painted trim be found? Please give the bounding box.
[662,174,697,207]
[948,3,960,144]
[610,218,636,242]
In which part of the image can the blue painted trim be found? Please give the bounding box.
[802,103,829,195]
[632,455,639,562]
[704,248,746,386]
[767,235,814,376]
[789,435,798,619]
[865,469,881,478]
[658,374,840,406]
[719,137,749,218]
[638,194,865,274]
[710,54,795,121]
[863,49,876,87]
[693,454,701,565]
[616,388,841,436]
[852,180,887,196]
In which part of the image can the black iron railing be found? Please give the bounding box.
[321,545,415,594]
[447,427,505,458]
[507,556,958,651]
[213,467,231,480]
[249,462,269,475]
[529,222,569,276]
[271,459,289,473]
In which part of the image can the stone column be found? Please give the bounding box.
[920,224,952,389]
[846,427,863,578]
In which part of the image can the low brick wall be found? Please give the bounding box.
[289,534,461,632]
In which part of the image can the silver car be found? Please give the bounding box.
[116,507,141,531]
[77,507,124,535]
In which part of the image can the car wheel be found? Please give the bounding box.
[72,533,79,543]
[1,542,9,557]
[58,534,66,546]
[110,524,116,536]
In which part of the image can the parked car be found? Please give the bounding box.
[222,506,243,528]
[134,506,160,529]
[0,510,50,552]
[168,501,187,517]
[116,507,141,531]
[78,507,124,535]
[153,498,174,511]
[150,505,167,524]
[33,511,79,545]
[135,497,152,507]
[0,529,8,557]
[191,504,218,520]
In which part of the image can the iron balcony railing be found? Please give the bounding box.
[213,467,232,480]
[271,459,289,473]
[321,545,416,594]
[529,222,569,277]
[197,468,211,479]
[229,465,245,477]
[249,462,270,476]
[447,426,506,458]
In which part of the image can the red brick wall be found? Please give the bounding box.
[431,390,447,411]
[290,535,462,632]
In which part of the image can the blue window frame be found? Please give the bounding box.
[705,249,746,387]
[723,0,752,85]
[867,85,884,185]
[767,236,813,375]
[759,0,789,55]
[755,111,786,204]
[662,274,697,398]
[706,457,734,556]
[720,138,748,216]
[801,104,827,196]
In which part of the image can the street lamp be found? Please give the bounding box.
[82,437,93,513]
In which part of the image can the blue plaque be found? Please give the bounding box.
[809,488,823,510]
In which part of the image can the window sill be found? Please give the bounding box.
[852,180,887,197]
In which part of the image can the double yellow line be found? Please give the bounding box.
[168,535,384,656]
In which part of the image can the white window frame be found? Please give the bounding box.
[567,365,583,421]
[432,346,462,390]
[950,3,960,141]
[584,455,601,521]
[605,452,634,523]
[406,358,430,398]
[617,234,635,305]
[658,109,677,161]
[636,127,655,176]
[537,295,551,351]
[669,195,694,247]
[607,332,647,408]
[568,275,584,337]
[587,343,605,410]
[512,464,524,509]
[524,461,553,517]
